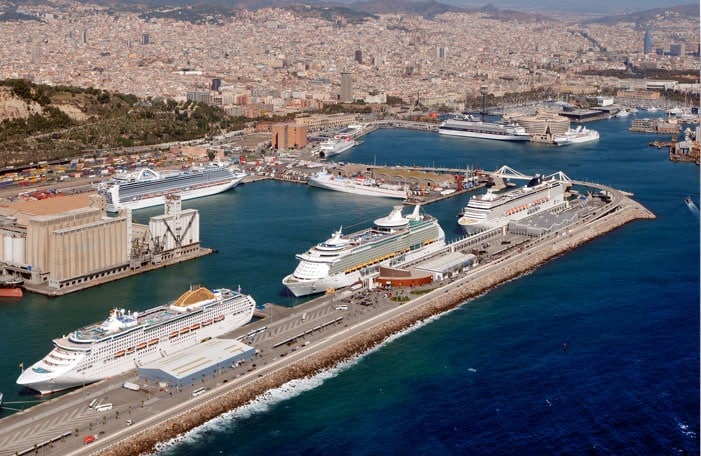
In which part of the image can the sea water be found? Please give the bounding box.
[0,115,698,454]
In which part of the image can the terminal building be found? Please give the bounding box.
[137,338,255,388]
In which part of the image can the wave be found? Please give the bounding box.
[151,306,463,455]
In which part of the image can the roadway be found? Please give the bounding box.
[0,182,653,456]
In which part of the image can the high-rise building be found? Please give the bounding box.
[142,33,150,45]
[211,78,222,92]
[669,43,685,57]
[354,50,363,64]
[81,29,87,44]
[340,72,353,103]
[643,30,652,55]
[437,47,446,59]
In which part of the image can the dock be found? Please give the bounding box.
[0,179,655,456]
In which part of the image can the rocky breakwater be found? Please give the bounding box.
[103,200,654,456]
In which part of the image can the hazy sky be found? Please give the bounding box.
[439,0,693,14]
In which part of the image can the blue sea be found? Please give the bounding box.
[0,115,698,455]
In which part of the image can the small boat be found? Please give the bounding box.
[213,315,225,322]
[685,196,699,217]
[135,342,147,351]
[148,338,159,346]
[0,275,23,298]
[114,350,125,358]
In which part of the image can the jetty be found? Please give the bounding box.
[0,179,655,456]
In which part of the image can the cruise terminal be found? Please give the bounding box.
[0,168,655,456]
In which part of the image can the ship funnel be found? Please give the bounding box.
[408,204,421,220]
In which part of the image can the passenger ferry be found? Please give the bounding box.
[16,286,256,394]
[552,126,600,146]
[319,137,357,158]
[97,162,246,212]
[458,173,569,234]
[438,115,531,141]
[308,170,408,199]
[282,205,445,297]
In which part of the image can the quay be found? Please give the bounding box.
[0,180,655,456]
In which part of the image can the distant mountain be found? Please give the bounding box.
[0,0,697,23]
[582,3,699,25]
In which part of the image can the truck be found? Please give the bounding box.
[122,381,140,391]
[82,435,97,444]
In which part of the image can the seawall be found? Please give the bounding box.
[100,202,655,456]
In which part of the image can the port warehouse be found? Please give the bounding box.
[0,195,203,292]
[137,338,255,388]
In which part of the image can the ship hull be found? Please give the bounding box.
[107,177,243,212]
[308,174,407,199]
[320,140,356,157]
[458,185,566,235]
[17,290,255,394]
[438,128,531,141]
[283,232,446,297]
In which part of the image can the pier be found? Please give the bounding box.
[0,180,655,456]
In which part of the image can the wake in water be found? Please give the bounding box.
[685,196,699,217]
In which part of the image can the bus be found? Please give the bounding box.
[192,387,206,397]
[95,403,113,412]
[88,399,97,408]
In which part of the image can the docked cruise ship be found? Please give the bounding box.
[319,137,357,158]
[552,126,600,145]
[458,173,569,234]
[98,163,246,212]
[308,170,408,199]
[438,115,531,141]
[282,205,446,297]
[17,286,256,394]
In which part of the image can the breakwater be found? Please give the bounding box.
[100,200,655,456]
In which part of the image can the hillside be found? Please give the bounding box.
[0,80,245,167]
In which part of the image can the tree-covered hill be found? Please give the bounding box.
[0,79,246,167]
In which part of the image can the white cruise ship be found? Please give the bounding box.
[98,163,246,212]
[283,205,445,297]
[552,126,600,146]
[17,286,256,394]
[438,115,531,141]
[308,170,408,199]
[319,137,357,158]
[458,174,569,235]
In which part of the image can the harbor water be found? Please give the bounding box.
[0,114,698,454]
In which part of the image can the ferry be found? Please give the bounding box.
[438,115,531,141]
[16,285,256,394]
[282,205,445,297]
[553,126,600,146]
[97,162,246,212]
[319,137,357,158]
[458,173,570,234]
[308,170,408,199]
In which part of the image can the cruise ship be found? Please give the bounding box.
[319,137,357,158]
[98,163,246,212]
[17,286,256,394]
[438,115,531,141]
[552,126,600,146]
[282,205,446,297]
[308,170,408,199]
[458,173,569,234]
